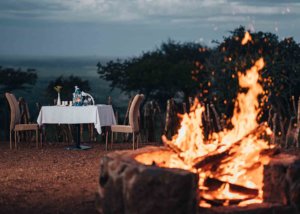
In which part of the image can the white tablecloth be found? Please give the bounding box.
[37,105,116,134]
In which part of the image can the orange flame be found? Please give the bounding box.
[136,32,273,207]
[241,31,252,45]
[162,56,272,206]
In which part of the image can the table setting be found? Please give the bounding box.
[37,86,116,150]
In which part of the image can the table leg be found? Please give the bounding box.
[76,124,80,148]
[66,124,91,150]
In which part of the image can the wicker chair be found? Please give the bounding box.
[5,93,41,149]
[106,94,144,150]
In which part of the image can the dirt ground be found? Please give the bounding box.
[0,141,156,214]
[1,139,299,214]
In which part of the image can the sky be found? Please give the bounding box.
[0,0,300,58]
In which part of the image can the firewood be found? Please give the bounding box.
[193,123,269,169]
[200,179,259,207]
[200,197,248,206]
[203,177,259,197]
[210,103,222,131]
[259,148,280,157]
[193,149,233,170]
[161,135,183,154]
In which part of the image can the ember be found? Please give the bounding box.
[136,32,274,207]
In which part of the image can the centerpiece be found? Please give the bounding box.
[54,85,62,106]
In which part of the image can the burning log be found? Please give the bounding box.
[203,177,259,197]
[200,197,249,207]
[193,123,270,170]
[193,147,233,170]
[162,135,183,154]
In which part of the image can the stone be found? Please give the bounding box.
[263,153,300,212]
[96,146,199,214]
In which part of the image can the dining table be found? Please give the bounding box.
[37,104,116,150]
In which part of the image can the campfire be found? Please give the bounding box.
[97,32,300,214]
[138,32,273,207]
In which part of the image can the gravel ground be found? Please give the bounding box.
[1,140,298,214]
[0,141,155,214]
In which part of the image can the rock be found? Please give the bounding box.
[96,146,198,214]
[263,153,300,212]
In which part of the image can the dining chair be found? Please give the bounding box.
[106,94,144,150]
[19,97,31,124]
[5,93,41,149]
[19,97,32,142]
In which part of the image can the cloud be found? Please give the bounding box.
[0,0,299,25]
[0,0,299,57]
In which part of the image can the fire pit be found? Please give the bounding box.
[96,147,300,214]
[96,32,300,214]
[96,147,198,214]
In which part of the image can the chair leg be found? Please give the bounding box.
[105,130,109,151]
[132,133,135,150]
[14,131,17,150]
[136,133,140,149]
[9,131,12,150]
[40,130,43,148]
[36,129,38,148]
[111,132,114,150]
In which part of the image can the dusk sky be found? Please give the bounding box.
[0,0,300,58]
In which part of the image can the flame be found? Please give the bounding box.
[136,32,274,207]
[241,31,252,45]
[162,56,272,206]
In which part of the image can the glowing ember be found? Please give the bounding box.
[241,31,252,45]
[136,31,274,207]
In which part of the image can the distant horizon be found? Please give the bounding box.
[0,54,123,60]
[0,29,299,60]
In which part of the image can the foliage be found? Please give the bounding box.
[99,27,300,121]
[54,85,63,93]
[97,40,210,106]
[46,75,91,102]
[0,66,37,107]
[0,66,38,139]
[197,26,300,119]
[0,67,37,94]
